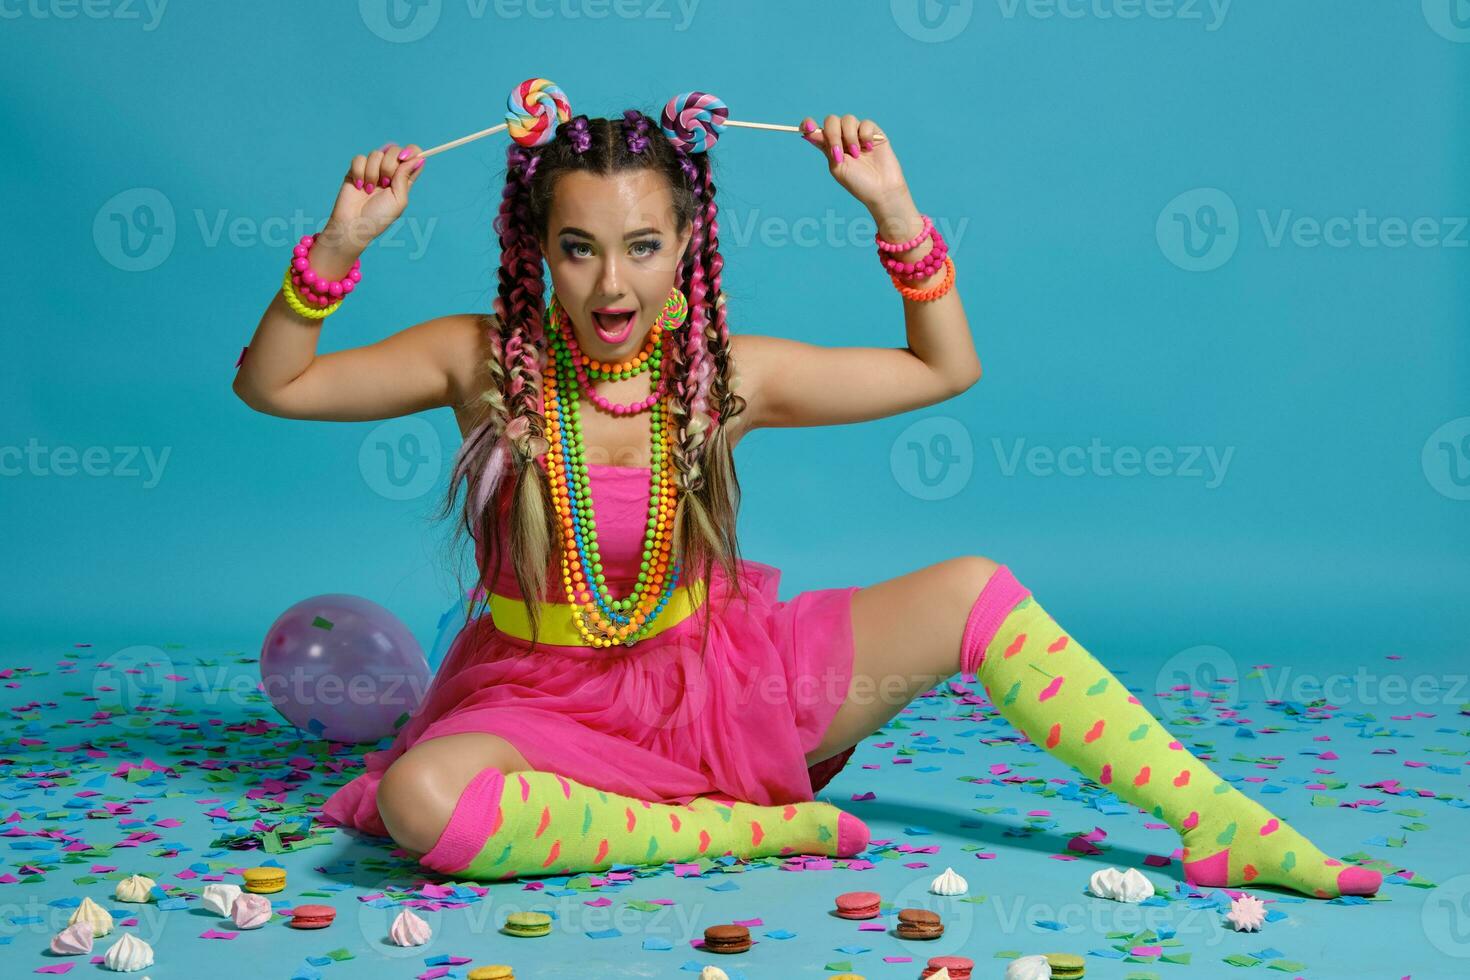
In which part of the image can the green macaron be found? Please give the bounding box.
[1045,953,1085,979]
[502,911,552,938]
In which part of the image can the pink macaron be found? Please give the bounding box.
[834,890,882,920]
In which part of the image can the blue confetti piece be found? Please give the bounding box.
[587,927,622,939]
[904,826,933,835]
[706,881,741,892]
[156,897,188,911]
[1034,919,1065,931]
[1089,948,1127,959]
[835,944,868,953]
[765,929,796,940]
[642,936,673,951]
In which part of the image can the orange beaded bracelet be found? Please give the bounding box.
[891,255,956,302]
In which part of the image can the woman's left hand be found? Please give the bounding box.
[800,113,909,212]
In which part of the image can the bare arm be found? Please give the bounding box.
[734,191,981,430]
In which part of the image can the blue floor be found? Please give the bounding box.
[2,636,1466,979]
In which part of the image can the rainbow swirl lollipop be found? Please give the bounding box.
[661,91,730,153]
[418,77,572,160]
[505,77,572,148]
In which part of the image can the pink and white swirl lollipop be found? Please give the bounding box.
[661,91,730,153]
[417,77,572,160]
[660,91,889,154]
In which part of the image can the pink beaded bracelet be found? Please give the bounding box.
[874,213,933,253]
[878,225,948,279]
[290,233,362,306]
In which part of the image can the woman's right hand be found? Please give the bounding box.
[320,141,426,256]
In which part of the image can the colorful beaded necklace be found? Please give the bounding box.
[541,289,690,647]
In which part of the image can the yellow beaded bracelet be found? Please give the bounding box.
[280,266,342,320]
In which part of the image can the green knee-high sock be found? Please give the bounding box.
[417,768,869,881]
[959,565,1381,899]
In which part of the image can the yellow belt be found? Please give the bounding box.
[488,579,708,646]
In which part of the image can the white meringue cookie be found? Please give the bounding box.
[929,866,969,896]
[113,874,156,903]
[200,882,242,917]
[67,895,114,938]
[1005,954,1053,980]
[698,967,729,980]
[50,920,95,955]
[1088,866,1155,903]
[389,907,432,946]
[102,932,155,972]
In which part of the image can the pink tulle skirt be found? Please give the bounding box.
[320,558,861,839]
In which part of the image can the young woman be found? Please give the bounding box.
[234,108,1380,899]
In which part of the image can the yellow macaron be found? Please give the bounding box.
[241,866,286,894]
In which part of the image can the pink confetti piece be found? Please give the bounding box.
[200,928,238,939]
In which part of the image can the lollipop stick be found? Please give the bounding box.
[419,122,510,159]
[724,119,889,145]
[725,119,801,133]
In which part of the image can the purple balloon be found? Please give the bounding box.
[260,594,431,744]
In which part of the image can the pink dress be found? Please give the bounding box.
[320,463,861,839]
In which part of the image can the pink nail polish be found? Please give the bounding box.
[366,183,375,195]
[832,145,843,164]
[849,143,859,158]
[398,148,411,161]
[863,140,874,151]
[354,178,364,190]
[411,158,424,172]
[380,142,393,152]
[379,175,391,187]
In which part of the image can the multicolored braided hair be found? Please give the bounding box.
[435,108,750,654]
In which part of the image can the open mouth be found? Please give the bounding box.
[591,310,636,344]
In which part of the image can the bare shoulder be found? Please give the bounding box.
[436,312,499,409]
[726,332,768,431]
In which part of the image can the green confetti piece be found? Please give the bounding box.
[1161,952,1192,965]
[824,961,854,972]
[1223,953,1261,967]
[994,950,1022,959]
[311,616,334,630]
[1310,794,1338,807]
[1267,960,1306,972]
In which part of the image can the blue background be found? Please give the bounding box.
[3,2,1470,978]
[3,1,1467,654]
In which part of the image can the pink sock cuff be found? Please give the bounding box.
[419,766,507,875]
[960,564,1031,675]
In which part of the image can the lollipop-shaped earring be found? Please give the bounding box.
[660,90,889,154]
[418,76,572,158]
